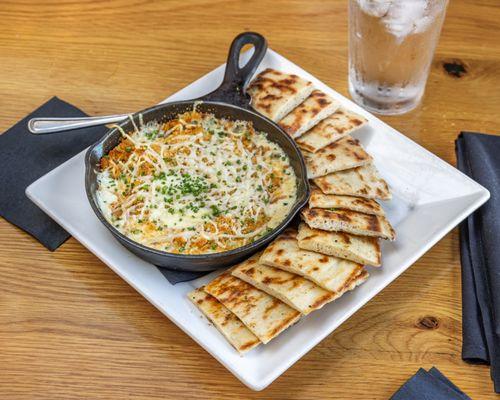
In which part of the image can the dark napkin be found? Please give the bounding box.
[157,267,211,284]
[390,367,471,400]
[456,132,500,393]
[0,97,107,250]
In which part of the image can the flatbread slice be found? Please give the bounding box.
[304,135,372,178]
[232,258,336,315]
[204,262,301,344]
[297,223,381,266]
[279,90,340,138]
[309,187,385,216]
[247,68,314,122]
[301,207,396,240]
[259,229,368,294]
[188,288,261,353]
[314,164,392,200]
[296,107,368,153]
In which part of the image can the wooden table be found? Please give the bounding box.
[1,1,499,398]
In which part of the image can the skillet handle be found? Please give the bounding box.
[199,32,267,108]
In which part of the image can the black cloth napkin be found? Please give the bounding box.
[0,97,107,250]
[0,96,211,284]
[390,367,471,399]
[456,131,500,393]
[157,268,210,284]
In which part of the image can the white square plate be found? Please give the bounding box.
[26,49,489,391]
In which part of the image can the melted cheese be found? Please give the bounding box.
[96,109,298,254]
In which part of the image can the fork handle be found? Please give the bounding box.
[28,114,129,134]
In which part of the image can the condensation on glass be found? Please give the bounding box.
[348,0,448,115]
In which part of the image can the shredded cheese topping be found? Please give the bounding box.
[96,109,297,254]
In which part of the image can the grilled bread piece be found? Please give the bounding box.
[297,223,381,266]
[314,164,391,200]
[279,90,340,138]
[296,107,368,153]
[204,261,301,344]
[247,68,314,122]
[232,259,336,315]
[304,135,372,179]
[301,207,396,240]
[309,187,385,216]
[259,229,368,294]
[189,287,261,353]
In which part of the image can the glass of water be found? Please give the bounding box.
[348,0,448,115]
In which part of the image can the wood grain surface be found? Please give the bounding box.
[1,0,499,398]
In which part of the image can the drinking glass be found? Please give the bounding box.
[348,0,448,115]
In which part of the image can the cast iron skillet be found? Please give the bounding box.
[85,32,310,271]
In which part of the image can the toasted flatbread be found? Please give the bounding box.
[279,90,340,138]
[297,223,381,266]
[232,258,336,315]
[204,262,301,344]
[259,229,368,294]
[301,207,396,240]
[188,288,261,353]
[296,107,368,153]
[309,187,384,216]
[247,68,314,122]
[314,164,391,200]
[304,135,372,178]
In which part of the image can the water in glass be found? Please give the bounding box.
[349,0,448,115]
